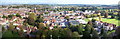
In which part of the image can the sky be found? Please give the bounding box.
[0,0,119,5]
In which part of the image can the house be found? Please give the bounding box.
[76,19,87,24]
[0,13,3,17]
[49,26,53,30]
[59,22,66,28]
[95,21,116,31]
[69,20,80,25]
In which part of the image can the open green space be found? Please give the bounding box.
[102,18,120,26]
[84,17,120,26]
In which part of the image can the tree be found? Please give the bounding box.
[80,7,86,12]
[104,11,108,18]
[16,13,21,18]
[70,25,78,32]
[2,15,7,18]
[37,14,42,18]
[8,15,14,18]
[8,22,14,30]
[82,31,91,39]
[118,12,120,20]
[91,28,99,39]
[38,23,46,30]
[111,15,115,19]
[77,24,83,35]
[98,13,102,21]
[2,26,5,32]
[86,15,91,18]
[91,19,97,27]
[100,28,108,39]
[35,30,44,38]
[44,12,49,14]
[91,19,96,22]
[52,28,72,38]
[87,21,93,26]
[72,32,80,39]
[52,28,60,39]
[35,14,43,26]
[45,30,52,38]
[84,24,92,34]
[82,24,92,39]
[35,17,43,23]
[92,14,98,17]
[61,28,72,39]
[2,30,20,39]
[27,13,37,25]
[2,30,13,37]
[65,16,69,19]
[41,34,46,39]
[114,26,120,39]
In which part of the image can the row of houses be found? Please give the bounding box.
[94,21,117,34]
[42,10,90,29]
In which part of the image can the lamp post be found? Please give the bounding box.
[50,35,52,39]
[58,36,60,39]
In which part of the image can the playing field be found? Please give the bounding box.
[84,17,120,26]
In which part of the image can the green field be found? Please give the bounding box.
[102,18,120,26]
[84,17,120,26]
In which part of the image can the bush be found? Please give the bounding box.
[92,14,98,17]
[86,15,91,18]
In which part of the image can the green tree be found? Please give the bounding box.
[27,13,37,25]
[35,18,43,23]
[98,13,102,21]
[61,28,72,39]
[86,15,91,18]
[8,15,14,18]
[72,32,80,39]
[8,22,14,30]
[111,15,115,19]
[113,26,120,39]
[118,12,120,20]
[91,28,99,39]
[2,15,7,18]
[34,14,43,26]
[45,30,52,38]
[84,24,92,34]
[2,30,20,38]
[104,11,108,18]
[16,13,21,18]
[65,16,70,19]
[82,31,91,39]
[82,24,92,39]
[45,12,49,14]
[70,25,77,32]
[100,28,108,39]
[77,24,83,35]
[2,30,13,37]
[92,14,98,17]
[88,21,93,26]
[2,26,5,32]
[52,28,60,38]
[38,23,46,30]
[35,30,44,38]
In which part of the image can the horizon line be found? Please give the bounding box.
[0,3,118,5]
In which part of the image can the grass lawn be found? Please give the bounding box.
[84,17,120,26]
[101,18,120,26]
[107,30,115,35]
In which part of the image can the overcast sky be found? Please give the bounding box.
[0,0,119,5]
